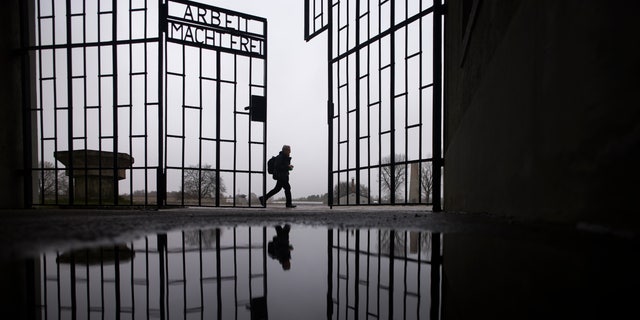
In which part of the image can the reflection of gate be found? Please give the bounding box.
[305,0,443,210]
[327,229,442,319]
[31,227,269,319]
[25,0,267,207]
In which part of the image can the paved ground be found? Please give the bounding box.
[0,204,637,259]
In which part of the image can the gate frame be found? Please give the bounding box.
[22,0,268,208]
[304,0,443,210]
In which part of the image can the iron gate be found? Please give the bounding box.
[25,0,268,207]
[305,0,443,210]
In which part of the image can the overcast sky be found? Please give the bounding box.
[204,0,329,198]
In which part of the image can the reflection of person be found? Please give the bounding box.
[260,145,296,208]
[267,224,293,270]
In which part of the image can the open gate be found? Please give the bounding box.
[25,0,267,207]
[304,0,443,210]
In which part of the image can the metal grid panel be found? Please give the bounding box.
[306,0,443,209]
[28,0,162,206]
[25,0,268,207]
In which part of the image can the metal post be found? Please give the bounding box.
[433,0,443,212]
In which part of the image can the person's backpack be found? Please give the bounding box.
[267,156,277,174]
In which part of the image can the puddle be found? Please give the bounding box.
[5,222,639,319]
[21,225,440,320]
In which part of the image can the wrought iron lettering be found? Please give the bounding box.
[166,2,265,57]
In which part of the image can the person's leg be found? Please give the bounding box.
[266,180,284,199]
[284,181,295,207]
[260,180,284,206]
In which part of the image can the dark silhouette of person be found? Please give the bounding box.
[260,145,296,208]
[267,224,293,270]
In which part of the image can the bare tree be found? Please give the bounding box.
[182,164,226,200]
[421,162,434,203]
[379,154,406,202]
[40,161,68,199]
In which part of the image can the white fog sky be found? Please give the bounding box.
[205,0,329,198]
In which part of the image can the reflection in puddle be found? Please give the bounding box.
[29,225,441,320]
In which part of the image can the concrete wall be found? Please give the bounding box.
[0,0,28,209]
[441,232,638,319]
[444,0,640,229]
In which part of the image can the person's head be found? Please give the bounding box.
[282,145,291,156]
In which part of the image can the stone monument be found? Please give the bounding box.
[54,149,134,203]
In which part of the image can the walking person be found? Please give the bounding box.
[260,145,296,208]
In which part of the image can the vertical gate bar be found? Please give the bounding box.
[355,0,361,205]
[215,51,221,207]
[388,230,395,320]
[416,232,422,318]
[181,44,187,206]
[97,0,103,205]
[20,0,33,208]
[112,0,119,205]
[143,1,149,206]
[86,250,90,319]
[130,242,136,315]
[158,234,167,320]
[432,0,442,212]
[249,227,253,300]
[376,230,381,318]
[70,254,77,319]
[365,230,371,318]
[389,0,396,205]
[232,228,238,318]
[263,227,268,303]
[42,255,48,319]
[248,56,253,207]
[419,5,424,205]
[404,0,409,204]
[100,248,105,318]
[199,47,204,207]
[199,230,204,317]
[145,237,150,318]
[54,0,61,205]
[115,245,122,318]
[336,1,342,205]
[215,229,222,319]
[326,0,334,208]
[56,252,61,318]
[345,229,350,319]
[82,0,90,205]
[377,0,383,205]
[36,0,45,205]
[129,1,135,206]
[305,0,309,40]
[403,231,408,318]
[430,233,441,319]
[233,54,238,207]
[326,229,333,320]
[346,1,352,205]
[65,0,75,205]
[354,229,360,318]
[182,232,187,317]
[261,20,268,207]
[366,1,372,204]
[158,0,165,207]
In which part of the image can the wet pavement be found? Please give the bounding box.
[0,205,518,259]
[1,205,639,319]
